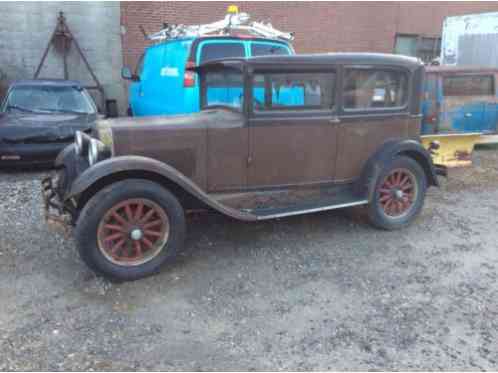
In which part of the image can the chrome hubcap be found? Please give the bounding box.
[130,228,143,241]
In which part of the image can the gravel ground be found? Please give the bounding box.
[1,149,498,370]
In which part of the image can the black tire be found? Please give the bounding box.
[367,156,427,230]
[75,179,186,281]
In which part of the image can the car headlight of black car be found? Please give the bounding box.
[75,131,91,156]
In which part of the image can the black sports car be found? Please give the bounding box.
[0,79,97,168]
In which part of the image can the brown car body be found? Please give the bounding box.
[47,53,438,223]
[42,53,442,280]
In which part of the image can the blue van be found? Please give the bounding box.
[421,66,498,135]
[122,36,294,116]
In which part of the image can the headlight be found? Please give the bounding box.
[75,131,83,155]
[75,131,90,156]
[88,138,99,166]
[88,138,110,166]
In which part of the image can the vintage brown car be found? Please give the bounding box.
[43,53,440,281]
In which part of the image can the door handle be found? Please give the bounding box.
[329,117,341,124]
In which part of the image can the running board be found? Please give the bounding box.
[245,193,368,220]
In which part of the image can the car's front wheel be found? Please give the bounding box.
[75,179,186,281]
[367,156,427,230]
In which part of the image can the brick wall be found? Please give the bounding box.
[121,1,498,70]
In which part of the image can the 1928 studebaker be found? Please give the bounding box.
[43,53,440,281]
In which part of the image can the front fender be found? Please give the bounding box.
[66,155,258,222]
[357,139,439,201]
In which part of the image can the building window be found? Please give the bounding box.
[394,34,441,64]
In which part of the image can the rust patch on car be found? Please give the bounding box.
[455,150,472,161]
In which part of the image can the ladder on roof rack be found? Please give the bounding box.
[142,6,294,42]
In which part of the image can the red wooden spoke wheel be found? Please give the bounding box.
[378,168,418,218]
[97,198,170,266]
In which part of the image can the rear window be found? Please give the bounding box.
[251,43,290,56]
[343,68,408,110]
[443,75,494,97]
[199,43,245,64]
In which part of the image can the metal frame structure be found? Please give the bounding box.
[34,12,106,111]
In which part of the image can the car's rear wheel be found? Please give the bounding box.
[75,179,185,281]
[367,156,427,230]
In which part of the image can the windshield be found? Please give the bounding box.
[3,85,97,114]
[202,68,244,111]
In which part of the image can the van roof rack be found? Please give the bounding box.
[141,5,294,43]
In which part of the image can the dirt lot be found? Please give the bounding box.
[1,149,498,371]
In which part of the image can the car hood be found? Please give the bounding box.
[97,110,217,131]
[95,109,244,184]
[0,112,96,144]
[96,109,243,147]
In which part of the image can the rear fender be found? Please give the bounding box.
[357,139,439,202]
[66,155,257,222]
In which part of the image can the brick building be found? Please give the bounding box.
[121,1,498,70]
[2,2,498,113]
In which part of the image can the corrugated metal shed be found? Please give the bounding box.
[441,12,498,67]
[458,33,498,68]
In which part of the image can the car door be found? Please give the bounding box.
[200,66,248,192]
[335,66,412,182]
[247,68,339,187]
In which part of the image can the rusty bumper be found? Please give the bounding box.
[41,176,71,230]
[421,133,482,168]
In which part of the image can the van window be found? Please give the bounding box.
[253,72,336,112]
[343,68,408,110]
[251,43,290,56]
[443,75,494,97]
[199,43,245,64]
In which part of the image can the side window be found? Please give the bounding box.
[251,43,290,57]
[343,68,408,110]
[199,43,245,64]
[443,75,494,97]
[202,68,244,111]
[252,72,336,112]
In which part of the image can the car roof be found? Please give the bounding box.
[426,65,498,74]
[196,52,423,70]
[9,79,84,88]
[148,35,292,55]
